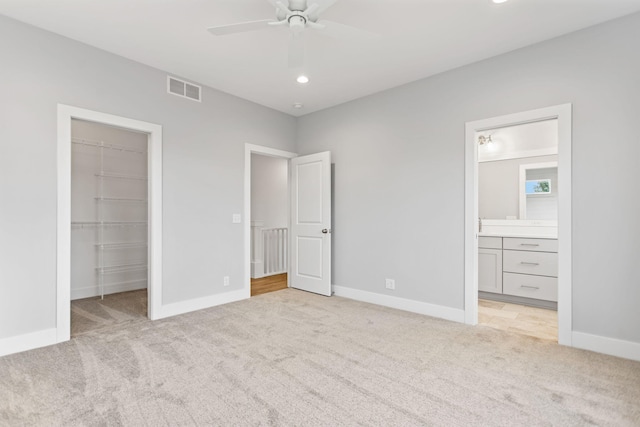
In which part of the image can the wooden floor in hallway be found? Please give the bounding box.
[251,273,288,297]
[478,298,558,341]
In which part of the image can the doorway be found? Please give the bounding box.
[56,105,163,344]
[70,119,149,336]
[476,119,559,341]
[244,144,297,299]
[464,104,573,345]
[250,153,290,296]
[244,144,332,298]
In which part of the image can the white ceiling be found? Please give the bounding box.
[1,0,640,116]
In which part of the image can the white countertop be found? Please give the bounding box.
[479,232,558,239]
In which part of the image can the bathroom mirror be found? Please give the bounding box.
[478,119,558,221]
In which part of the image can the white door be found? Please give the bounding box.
[290,152,332,296]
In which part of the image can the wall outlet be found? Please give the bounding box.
[385,278,395,290]
[232,214,241,224]
[223,276,230,286]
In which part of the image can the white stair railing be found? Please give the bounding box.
[251,223,288,278]
[263,228,288,276]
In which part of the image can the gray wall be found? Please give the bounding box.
[297,13,640,343]
[479,155,557,219]
[2,11,640,347]
[251,154,288,229]
[0,15,296,339]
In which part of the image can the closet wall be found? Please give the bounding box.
[70,120,148,300]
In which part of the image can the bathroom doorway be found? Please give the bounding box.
[476,119,559,340]
[464,104,573,345]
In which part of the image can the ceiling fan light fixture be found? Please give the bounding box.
[296,75,310,84]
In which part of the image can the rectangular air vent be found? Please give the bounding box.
[167,76,201,102]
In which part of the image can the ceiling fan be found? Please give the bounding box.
[207,0,376,68]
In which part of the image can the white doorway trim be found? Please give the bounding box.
[464,104,572,345]
[56,104,163,343]
[244,144,297,298]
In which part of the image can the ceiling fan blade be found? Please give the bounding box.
[207,20,274,36]
[305,3,320,17]
[275,1,292,15]
[315,20,379,41]
[288,34,305,68]
[308,0,338,20]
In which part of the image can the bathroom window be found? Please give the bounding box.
[525,179,551,195]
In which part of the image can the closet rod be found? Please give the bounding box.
[71,137,147,154]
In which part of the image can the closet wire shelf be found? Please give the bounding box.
[94,197,148,202]
[71,221,147,228]
[95,263,148,274]
[95,242,148,249]
[72,137,147,155]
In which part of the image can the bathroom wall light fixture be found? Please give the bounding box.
[478,135,493,146]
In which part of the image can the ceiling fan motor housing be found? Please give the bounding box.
[288,0,308,12]
[288,14,307,31]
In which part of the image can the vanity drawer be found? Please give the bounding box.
[503,273,558,302]
[503,250,558,277]
[479,236,502,249]
[503,237,557,253]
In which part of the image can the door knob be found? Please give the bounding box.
[322,229,332,234]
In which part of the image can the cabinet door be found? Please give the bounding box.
[479,248,503,294]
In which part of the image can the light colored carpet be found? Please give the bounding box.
[1,288,639,426]
[71,290,147,337]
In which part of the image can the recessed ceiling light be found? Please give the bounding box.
[293,103,304,109]
[492,0,509,3]
[296,75,309,84]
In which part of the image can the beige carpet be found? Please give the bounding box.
[71,290,147,337]
[1,289,639,426]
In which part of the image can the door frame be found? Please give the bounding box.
[56,104,163,343]
[244,144,297,298]
[464,104,572,345]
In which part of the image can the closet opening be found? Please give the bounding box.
[70,119,149,336]
[249,153,290,297]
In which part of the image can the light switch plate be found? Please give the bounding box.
[232,214,241,223]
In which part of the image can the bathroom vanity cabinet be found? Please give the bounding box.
[479,235,558,305]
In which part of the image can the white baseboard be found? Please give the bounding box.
[71,281,147,300]
[0,328,58,358]
[572,331,640,362]
[332,285,465,323]
[153,289,248,320]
